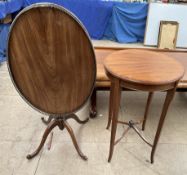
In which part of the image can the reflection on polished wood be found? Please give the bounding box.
[104,49,184,163]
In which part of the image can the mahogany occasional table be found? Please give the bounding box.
[104,49,184,163]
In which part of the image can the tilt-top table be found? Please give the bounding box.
[104,49,184,163]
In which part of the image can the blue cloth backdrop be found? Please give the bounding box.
[0,24,10,62]
[0,0,113,39]
[103,2,148,43]
[23,0,113,39]
[0,0,23,19]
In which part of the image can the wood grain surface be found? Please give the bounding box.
[104,49,184,86]
[8,4,96,115]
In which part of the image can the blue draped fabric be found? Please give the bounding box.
[103,2,148,43]
[0,24,9,63]
[0,0,23,19]
[0,0,113,39]
[0,1,148,42]
[25,0,114,39]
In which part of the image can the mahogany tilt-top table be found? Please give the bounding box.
[104,49,184,163]
[7,4,96,160]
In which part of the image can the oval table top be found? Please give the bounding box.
[7,4,96,116]
[104,49,185,86]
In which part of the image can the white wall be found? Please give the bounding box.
[144,3,187,48]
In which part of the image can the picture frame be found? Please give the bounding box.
[144,3,187,48]
[158,21,179,50]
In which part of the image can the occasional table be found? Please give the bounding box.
[104,49,184,163]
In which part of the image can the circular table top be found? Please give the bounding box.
[104,49,184,86]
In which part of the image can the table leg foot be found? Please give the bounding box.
[63,120,88,161]
[41,115,53,125]
[151,153,154,164]
[27,120,58,159]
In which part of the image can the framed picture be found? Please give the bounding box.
[158,21,179,50]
